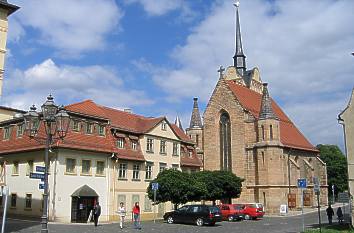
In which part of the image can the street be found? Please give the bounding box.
[1,206,349,233]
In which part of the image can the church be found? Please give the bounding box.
[186,2,328,213]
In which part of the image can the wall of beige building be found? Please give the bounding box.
[340,89,354,225]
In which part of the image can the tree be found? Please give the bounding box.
[316,144,348,199]
[146,169,206,209]
[192,170,243,204]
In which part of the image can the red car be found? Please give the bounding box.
[243,203,265,220]
[218,204,245,221]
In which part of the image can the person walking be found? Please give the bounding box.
[118,202,126,229]
[337,207,344,224]
[132,202,141,230]
[326,204,334,225]
[93,202,101,227]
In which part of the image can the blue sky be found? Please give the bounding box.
[2,0,354,151]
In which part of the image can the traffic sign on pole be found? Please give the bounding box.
[297,178,307,188]
[36,166,45,173]
[152,182,159,191]
[29,172,45,180]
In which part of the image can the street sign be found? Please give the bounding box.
[313,177,320,193]
[36,166,45,173]
[338,192,349,203]
[39,183,45,190]
[152,182,159,191]
[297,178,307,188]
[30,172,45,180]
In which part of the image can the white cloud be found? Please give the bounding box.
[125,0,191,17]
[11,0,122,56]
[2,59,153,110]
[140,0,354,148]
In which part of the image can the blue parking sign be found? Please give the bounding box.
[297,179,307,188]
[152,183,159,190]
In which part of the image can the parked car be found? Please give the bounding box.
[163,204,222,226]
[218,204,245,221]
[243,203,265,220]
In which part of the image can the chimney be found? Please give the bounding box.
[124,108,132,113]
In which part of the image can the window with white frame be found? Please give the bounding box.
[132,164,140,180]
[161,122,167,130]
[173,143,179,156]
[146,138,154,152]
[81,160,91,174]
[172,164,179,170]
[131,140,138,150]
[118,163,127,179]
[66,158,76,173]
[72,120,80,131]
[117,137,125,149]
[96,161,105,175]
[25,194,32,209]
[86,123,93,134]
[12,161,19,175]
[26,160,34,176]
[17,124,24,137]
[3,127,10,140]
[145,163,153,180]
[98,125,105,136]
[159,163,167,173]
[160,140,166,154]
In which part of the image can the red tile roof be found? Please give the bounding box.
[226,80,318,152]
[170,124,194,144]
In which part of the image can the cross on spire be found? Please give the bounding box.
[217,66,225,79]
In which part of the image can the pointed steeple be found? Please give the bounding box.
[175,115,184,131]
[233,1,246,76]
[259,83,278,120]
[189,97,203,128]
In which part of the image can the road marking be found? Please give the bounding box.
[7,218,39,223]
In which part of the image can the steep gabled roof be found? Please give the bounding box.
[170,124,194,144]
[226,80,317,152]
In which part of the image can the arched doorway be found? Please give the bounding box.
[71,185,99,223]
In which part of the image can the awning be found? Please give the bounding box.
[71,185,99,197]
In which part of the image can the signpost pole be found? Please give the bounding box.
[317,192,321,233]
[332,185,335,204]
[153,189,156,223]
[302,189,305,232]
[1,186,8,233]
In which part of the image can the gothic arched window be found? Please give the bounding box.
[220,111,232,171]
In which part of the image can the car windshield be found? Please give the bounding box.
[208,206,220,213]
[233,205,245,210]
[257,204,263,209]
[178,206,189,212]
[249,204,257,208]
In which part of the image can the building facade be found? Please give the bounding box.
[0,100,202,222]
[338,88,354,225]
[186,3,328,213]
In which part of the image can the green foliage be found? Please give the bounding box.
[146,169,206,206]
[147,169,243,206]
[316,144,348,197]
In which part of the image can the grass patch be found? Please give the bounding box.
[306,224,354,233]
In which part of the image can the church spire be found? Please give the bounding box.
[233,1,246,76]
[189,97,203,128]
[259,83,278,120]
[175,115,183,131]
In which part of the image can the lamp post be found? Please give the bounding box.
[23,95,70,233]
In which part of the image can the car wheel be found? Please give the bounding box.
[245,214,251,220]
[167,216,174,224]
[196,218,204,226]
[228,215,234,221]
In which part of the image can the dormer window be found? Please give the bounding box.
[86,123,93,134]
[117,138,125,149]
[17,124,24,137]
[161,122,167,131]
[98,125,105,136]
[131,140,138,150]
[72,120,80,131]
[3,127,10,140]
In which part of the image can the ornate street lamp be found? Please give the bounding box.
[24,95,70,233]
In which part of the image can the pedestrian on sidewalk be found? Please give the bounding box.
[132,202,142,230]
[337,207,344,224]
[118,202,126,229]
[326,204,334,225]
[93,202,101,227]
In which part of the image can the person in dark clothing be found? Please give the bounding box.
[326,205,334,225]
[337,207,344,223]
[93,202,101,227]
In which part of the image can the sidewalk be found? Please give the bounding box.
[268,203,346,217]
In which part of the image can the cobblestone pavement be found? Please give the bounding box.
[2,205,350,233]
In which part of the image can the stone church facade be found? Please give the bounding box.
[186,3,328,213]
